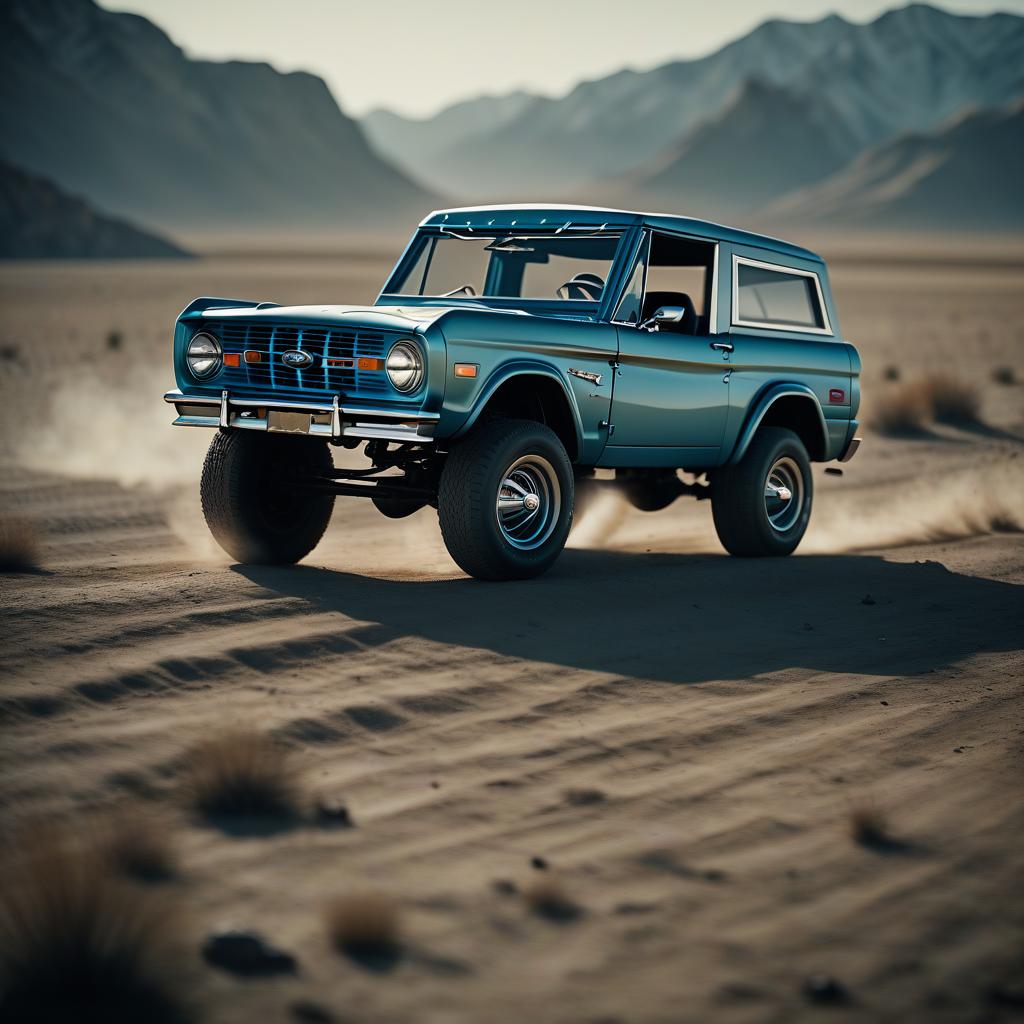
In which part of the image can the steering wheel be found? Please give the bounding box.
[557,273,605,301]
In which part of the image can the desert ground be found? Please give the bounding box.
[1,247,1023,1023]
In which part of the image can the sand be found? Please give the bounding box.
[1,250,1022,1023]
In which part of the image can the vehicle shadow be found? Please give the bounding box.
[234,548,1024,685]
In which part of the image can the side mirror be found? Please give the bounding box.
[639,305,685,332]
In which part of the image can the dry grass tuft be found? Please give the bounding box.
[869,388,929,437]
[99,810,177,883]
[870,373,984,435]
[523,876,582,923]
[325,893,402,969]
[0,517,41,572]
[182,729,302,824]
[919,372,981,425]
[991,365,1017,386]
[0,824,187,1023]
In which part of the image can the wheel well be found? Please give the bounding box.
[479,375,579,461]
[759,396,827,460]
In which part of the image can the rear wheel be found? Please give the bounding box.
[438,419,574,580]
[200,431,334,564]
[711,427,812,556]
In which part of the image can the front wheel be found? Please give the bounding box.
[711,427,813,556]
[200,431,335,564]
[438,419,574,580]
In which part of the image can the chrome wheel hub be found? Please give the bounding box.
[496,455,561,550]
[764,456,804,533]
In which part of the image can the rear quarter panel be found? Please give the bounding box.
[721,245,858,461]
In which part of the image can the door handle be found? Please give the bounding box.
[710,341,734,353]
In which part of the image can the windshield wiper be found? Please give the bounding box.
[485,237,536,253]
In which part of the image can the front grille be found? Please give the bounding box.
[205,320,392,399]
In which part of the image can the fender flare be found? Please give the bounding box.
[727,382,829,464]
[451,360,585,457]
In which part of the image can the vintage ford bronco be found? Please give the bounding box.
[165,205,861,579]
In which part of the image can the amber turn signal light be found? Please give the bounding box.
[454,363,478,378]
[357,357,384,371]
[223,352,241,367]
[243,350,262,364]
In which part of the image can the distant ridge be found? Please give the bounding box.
[612,79,862,218]
[363,91,538,187]
[0,160,190,259]
[764,103,1024,231]
[0,0,435,242]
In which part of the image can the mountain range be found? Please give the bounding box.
[0,160,190,259]
[765,102,1024,230]
[365,4,1024,230]
[0,0,1019,248]
[0,0,434,244]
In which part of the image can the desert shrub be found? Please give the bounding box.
[182,729,302,822]
[99,810,177,883]
[868,388,929,437]
[919,372,981,425]
[0,825,186,1023]
[325,893,401,968]
[0,517,41,572]
[882,365,900,381]
[992,365,1017,386]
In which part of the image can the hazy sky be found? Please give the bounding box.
[102,0,1024,117]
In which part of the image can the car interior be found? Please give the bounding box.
[639,233,716,335]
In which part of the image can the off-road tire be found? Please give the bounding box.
[438,419,574,580]
[712,427,812,557]
[200,431,334,564]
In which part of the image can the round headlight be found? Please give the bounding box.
[186,332,222,380]
[386,340,424,393]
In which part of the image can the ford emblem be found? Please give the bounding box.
[281,349,314,369]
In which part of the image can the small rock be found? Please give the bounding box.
[531,855,549,870]
[315,798,353,828]
[988,981,1024,1007]
[430,780,440,789]
[492,878,518,896]
[703,868,728,882]
[565,787,606,806]
[202,928,297,976]
[802,974,850,1005]
[953,746,964,753]
[861,594,876,605]
[880,700,889,706]
[291,1000,334,1023]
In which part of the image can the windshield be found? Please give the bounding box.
[388,232,623,303]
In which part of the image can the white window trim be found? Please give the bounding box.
[731,254,833,336]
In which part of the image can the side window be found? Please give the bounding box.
[734,259,826,330]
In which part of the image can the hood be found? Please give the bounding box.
[197,303,461,333]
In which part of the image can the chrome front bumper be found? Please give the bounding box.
[164,389,438,444]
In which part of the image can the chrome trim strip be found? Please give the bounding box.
[730,254,834,337]
[709,242,720,333]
